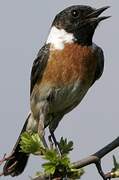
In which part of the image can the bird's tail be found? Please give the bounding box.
[3,114,31,177]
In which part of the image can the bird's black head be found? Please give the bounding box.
[52,5,110,46]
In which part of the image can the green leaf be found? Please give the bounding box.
[112,155,119,170]
[27,135,84,179]
[60,155,70,166]
[33,171,44,179]
[68,168,84,179]
[19,132,45,155]
[59,137,73,155]
[42,162,56,175]
[111,155,119,178]
[43,149,58,162]
[42,149,70,176]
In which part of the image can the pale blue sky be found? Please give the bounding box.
[0,0,118,180]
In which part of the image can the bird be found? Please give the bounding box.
[3,5,110,177]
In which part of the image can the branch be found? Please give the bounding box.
[72,137,119,179]
[32,137,119,180]
[72,137,119,168]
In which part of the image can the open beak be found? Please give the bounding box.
[87,6,111,22]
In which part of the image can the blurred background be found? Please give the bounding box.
[0,0,118,179]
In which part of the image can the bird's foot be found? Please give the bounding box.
[48,135,54,149]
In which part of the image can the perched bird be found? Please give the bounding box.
[3,5,110,177]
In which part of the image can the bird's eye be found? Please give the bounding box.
[71,10,79,18]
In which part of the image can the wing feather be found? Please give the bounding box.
[92,44,104,85]
[30,44,50,94]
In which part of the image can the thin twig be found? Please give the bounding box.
[72,137,119,169]
[72,137,119,180]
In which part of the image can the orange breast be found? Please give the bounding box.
[39,43,97,87]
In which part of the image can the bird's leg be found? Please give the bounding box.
[95,161,108,180]
[50,131,58,147]
[48,115,64,154]
[48,135,54,149]
[38,115,48,149]
[49,131,61,155]
[38,103,49,149]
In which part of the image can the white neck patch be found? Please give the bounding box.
[46,26,75,50]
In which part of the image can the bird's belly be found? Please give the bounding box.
[50,80,89,113]
[30,80,90,119]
